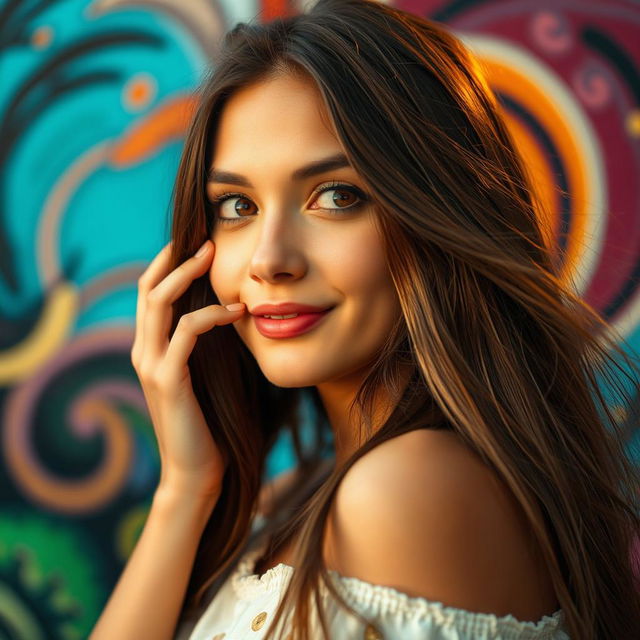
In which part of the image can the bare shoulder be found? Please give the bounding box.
[323,428,558,621]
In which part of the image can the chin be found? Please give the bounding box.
[252,354,341,388]
[258,367,323,389]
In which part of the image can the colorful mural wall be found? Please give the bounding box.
[1,0,638,637]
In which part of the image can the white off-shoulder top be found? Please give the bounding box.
[186,534,569,640]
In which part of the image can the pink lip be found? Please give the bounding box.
[253,309,333,339]
[250,302,332,316]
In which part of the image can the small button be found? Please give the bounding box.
[364,623,383,640]
[211,634,226,640]
[251,611,268,631]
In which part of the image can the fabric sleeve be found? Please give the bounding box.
[318,572,569,640]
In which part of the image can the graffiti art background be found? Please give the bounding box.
[1,0,638,637]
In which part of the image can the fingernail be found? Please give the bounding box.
[195,241,210,257]
[225,303,245,312]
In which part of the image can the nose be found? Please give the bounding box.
[249,208,307,284]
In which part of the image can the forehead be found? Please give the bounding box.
[210,73,342,163]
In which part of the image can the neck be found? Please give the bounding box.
[316,362,414,467]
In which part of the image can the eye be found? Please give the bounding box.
[310,183,365,212]
[208,182,368,226]
[212,194,257,222]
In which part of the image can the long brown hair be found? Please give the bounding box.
[168,1,640,638]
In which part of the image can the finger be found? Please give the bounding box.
[134,241,173,353]
[143,240,215,361]
[162,303,246,382]
[138,240,174,293]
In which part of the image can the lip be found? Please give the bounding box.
[251,304,335,339]
[250,302,333,316]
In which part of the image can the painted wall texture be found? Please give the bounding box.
[0,0,638,637]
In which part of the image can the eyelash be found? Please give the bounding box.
[207,181,368,226]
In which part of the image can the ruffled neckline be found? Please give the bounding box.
[230,539,566,636]
[231,542,296,599]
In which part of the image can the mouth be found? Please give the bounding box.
[253,307,335,339]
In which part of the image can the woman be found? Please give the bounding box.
[90,0,640,639]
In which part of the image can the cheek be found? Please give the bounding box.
[208,246,241,303]
[335,226,400,349]
[333,226,394,299]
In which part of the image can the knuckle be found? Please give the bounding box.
[137,273,150,290]
[138,362,156,383]
[146,287,165,305]
[177,311,197,329]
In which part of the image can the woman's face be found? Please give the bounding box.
[206,72,401,388]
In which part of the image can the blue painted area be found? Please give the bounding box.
[264,391,335,480]
[1,0,202,314]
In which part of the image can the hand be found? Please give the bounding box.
[131,239,246,501]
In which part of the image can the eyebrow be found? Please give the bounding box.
[206,152,351,187]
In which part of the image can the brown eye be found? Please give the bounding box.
[214,194,258,220]
[312,185,365,212]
